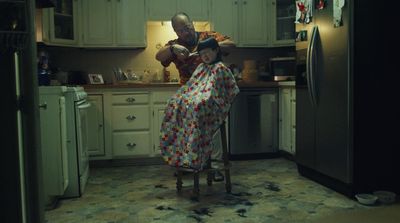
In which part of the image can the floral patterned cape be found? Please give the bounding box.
[160,62,239,170]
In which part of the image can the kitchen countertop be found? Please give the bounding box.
[82,80,295,90]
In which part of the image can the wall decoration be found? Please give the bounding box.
[333,0,345,27]
[295,0,313,24]
[88,74,104,84]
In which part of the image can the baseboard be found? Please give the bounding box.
[228,152,281,161]
[90,157,164,168]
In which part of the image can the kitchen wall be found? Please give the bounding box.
[40,22,294,84]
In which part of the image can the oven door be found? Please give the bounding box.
[75,100,91,178]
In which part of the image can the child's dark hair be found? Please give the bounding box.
[197,37,222,63]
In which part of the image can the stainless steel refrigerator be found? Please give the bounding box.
[295,0,398,196]
[1,0,46,222]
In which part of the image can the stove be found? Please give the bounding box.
[63,86,91,198]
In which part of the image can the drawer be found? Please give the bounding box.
[112,131,150,156]
[152,91,175,104]
[112,93,149,105]
[112,105,150,130]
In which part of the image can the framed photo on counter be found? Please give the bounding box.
[88,74,104,84]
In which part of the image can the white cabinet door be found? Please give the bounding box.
[279,87,296,154]
[115,0,146,46]
[268,0,295,47]
[147,0,209,21]
[178,0,209,21]
[211,0,267,47]
[147,0,177,21]
[41,0,79,45]
[279,88,292,153]
[239,0,268,46]
[153,104,167,155]
[81,0,113,45]
[81,0,146,47]
[210,0,238,43]
[87,94,105,157]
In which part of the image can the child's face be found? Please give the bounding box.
[199,48,218,64]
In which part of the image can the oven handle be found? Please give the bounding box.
[77,101,91,109]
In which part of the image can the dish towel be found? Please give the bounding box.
[160,62,239,170]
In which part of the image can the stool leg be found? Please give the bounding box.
[220,121,231,193]
[224,169,232,193]
[206,158,213,186]
[176,171,183,192]
[193,172,200,198]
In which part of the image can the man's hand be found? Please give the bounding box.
[171,44,190,61]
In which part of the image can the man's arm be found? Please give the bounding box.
[156,44,190,63]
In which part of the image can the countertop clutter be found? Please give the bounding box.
[82,80,295,89]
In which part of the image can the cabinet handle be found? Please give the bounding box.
[234,1,238,5]
[99,124,103,128]
[243,1,247,5]
[39,102,47,110]
[126,115,136,121]
[127,143,136,148]
[126,97,136,103]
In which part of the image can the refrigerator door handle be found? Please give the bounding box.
[309,26,319,107]
[306,26,316,106]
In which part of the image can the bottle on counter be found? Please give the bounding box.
[163,67,170,82]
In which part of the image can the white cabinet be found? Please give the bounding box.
[211,0,268,47]
[267,0,295,47]
[81,0,146,47]
[211,0,294,47]
[87,94,105,157]
[279,86,296,154]
[111,93,151,157]
[39,86,69,206]
[40,0,79,45]
[151,90,176,155]
[147,0,209,21]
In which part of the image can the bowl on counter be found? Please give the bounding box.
[373,191,396,204]
[355,193,378,205]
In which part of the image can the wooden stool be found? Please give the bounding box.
[175,121,231,199]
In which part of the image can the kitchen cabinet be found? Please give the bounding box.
[268,0,295,47]
[40,0,79,45]
[279,86,296,154]
[211,0,268,47]
[210,0,294,47]
[81,0,146,47]
[151,90,176,155]
[87,94,105,157]
[111,92,151,157]
[38,86,69,206]
[147,0,209,21]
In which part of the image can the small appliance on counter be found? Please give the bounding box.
[269,57,296,81]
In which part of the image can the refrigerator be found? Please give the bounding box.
[1,0,48,222]
[295,0,398,197]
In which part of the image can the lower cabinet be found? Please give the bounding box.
[38,87,69,206]
[279,86,296,154]
[152,90,176,155]
[87,94,105,156]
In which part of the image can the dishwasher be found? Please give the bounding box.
[229,89,279,159]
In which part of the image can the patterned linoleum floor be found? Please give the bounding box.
[45,158,375,223]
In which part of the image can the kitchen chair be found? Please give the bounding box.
[175,121,231,200]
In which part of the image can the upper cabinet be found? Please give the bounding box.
[211,0,268,47]
[268,0,295,47]
[210,0,294,47]
[81,0,146,47]
[40,0,79,45]
[147,0,209,21]
[39,0,146,48]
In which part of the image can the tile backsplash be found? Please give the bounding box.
[40,22,294,84]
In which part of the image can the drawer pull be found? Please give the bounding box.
[126,115,136,120]
[127,143,137,148]
[126,97,136,103]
